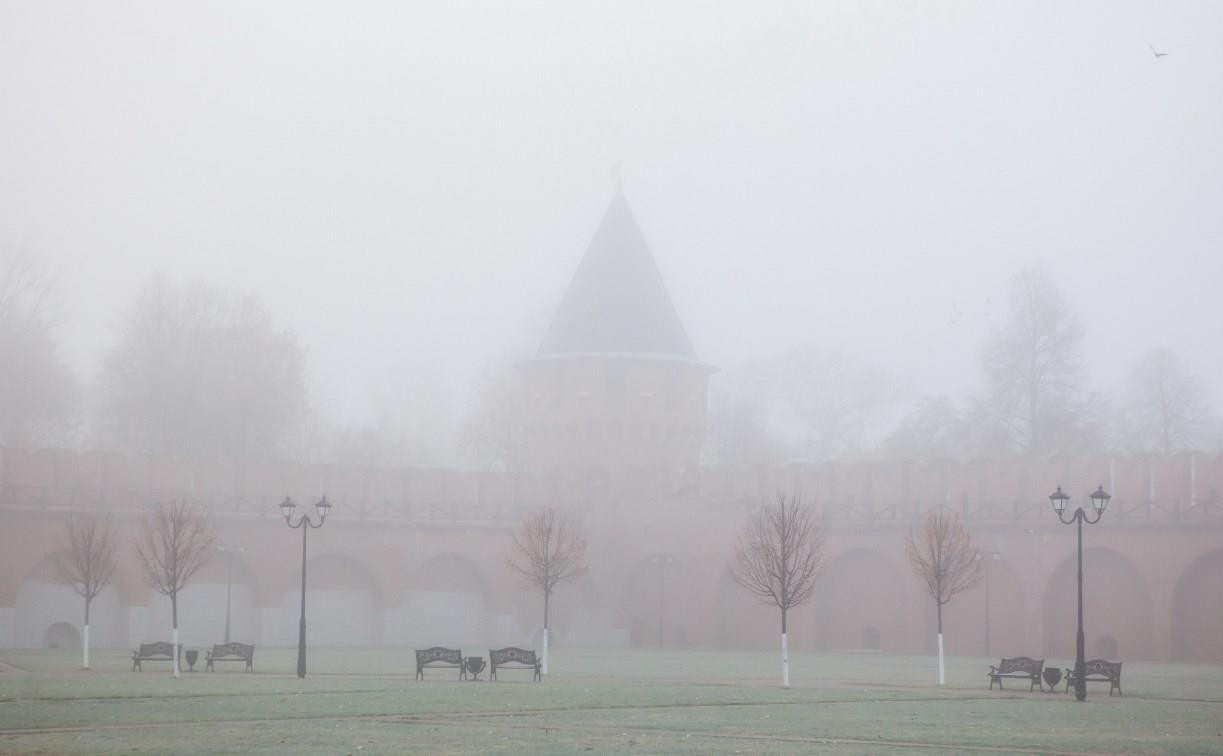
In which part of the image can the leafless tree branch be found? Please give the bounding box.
[137,499,215,618]
[905,509,981,632]
[56,515,118,623]
[731,492,824,633]
[0,252,78,447]
[507,506,587,627]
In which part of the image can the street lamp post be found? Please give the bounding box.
[280,496,332,679]
[1049,484,1110,702]
[647,554,675,649]
[217,544,246,645]
[977,550,999,658]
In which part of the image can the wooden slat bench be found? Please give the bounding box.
[205,642,255,672]
[1065,660,1122,695]
[489,647,541,681]
[988,656,1044,691]
[415,647,465,680]
[132,642,180,672]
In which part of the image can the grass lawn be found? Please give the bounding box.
[2,647,1222,754]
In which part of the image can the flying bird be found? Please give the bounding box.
[1149,43,1169,58]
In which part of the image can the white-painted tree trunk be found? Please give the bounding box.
[172,627,180,678]
[83,624,90,669]
[937,632,945,686]
[781,632,790,688]
[542,627,549,675]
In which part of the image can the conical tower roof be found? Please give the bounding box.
[538,190,698,360]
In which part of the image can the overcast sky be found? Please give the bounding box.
[3,1,1221,432]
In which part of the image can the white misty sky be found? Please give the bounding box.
[2,1,1221,436]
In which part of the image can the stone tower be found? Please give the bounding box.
[520,189,714,492]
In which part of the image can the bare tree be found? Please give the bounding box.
[905,510,981,686]
[731,492,824,688]
[463,357,527,472]
[56,515,117,669]
[785,346,896,462]
[0,253,78,447]
[707,362,783,467]
[886,395,970,462]
[100,278,306,459]
[978,265,1097,456]
[507,506,587,675]
[1117,347,1215,455]
[137,500,215,677]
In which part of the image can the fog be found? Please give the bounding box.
[3,1,1221,453]
[2,1,1223,671]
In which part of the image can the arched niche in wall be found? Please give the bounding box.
[937,556,1026,658]
[14,551,128,650]
[274,553,383,648]
[814,549,908,653]
[1171,548,1223,663]
[402,553,493,648]
[711,565,776,651]
[1042,547,1152,660]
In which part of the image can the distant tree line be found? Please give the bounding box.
[708,264,1220,465]
[0,255,79,447]
[0,254,454,465]
[3,251,1216,466]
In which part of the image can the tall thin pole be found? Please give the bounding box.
[224,551,233,645]
[1050,485,1107,703]
[984,558,991,659]
[282,497,331,681]
[297,523,307,679]
[1074,511,1086,701]
[657,562,666,649]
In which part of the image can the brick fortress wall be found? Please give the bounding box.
[3,447,1221,662]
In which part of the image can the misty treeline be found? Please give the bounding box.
[0,254,451,465]
[709,265,1220,465]
[3,252,1217,467]
[0,255,79,447]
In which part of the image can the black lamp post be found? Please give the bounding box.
[977,549,999,658]
[281,496,332,679]
[1049,484,1110,701]
[217,544,245,645]
[647,554,675,649]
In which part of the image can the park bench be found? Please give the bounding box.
[988,656,1044,691]
[489,647,541,681]
[132,642,180,672]
[415,647,466,680]
[1065,660,1122,695]
[205,642,255,672]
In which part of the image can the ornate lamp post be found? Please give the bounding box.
[977,550,999,658]
[1049,484,1110,701]
[217,543,245,645]
[280,496,332,679]
[647,554,675,649]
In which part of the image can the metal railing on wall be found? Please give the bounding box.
[0,484,521,528]
[705,490,1223,526]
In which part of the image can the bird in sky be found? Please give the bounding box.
[1149,43,1169,58]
